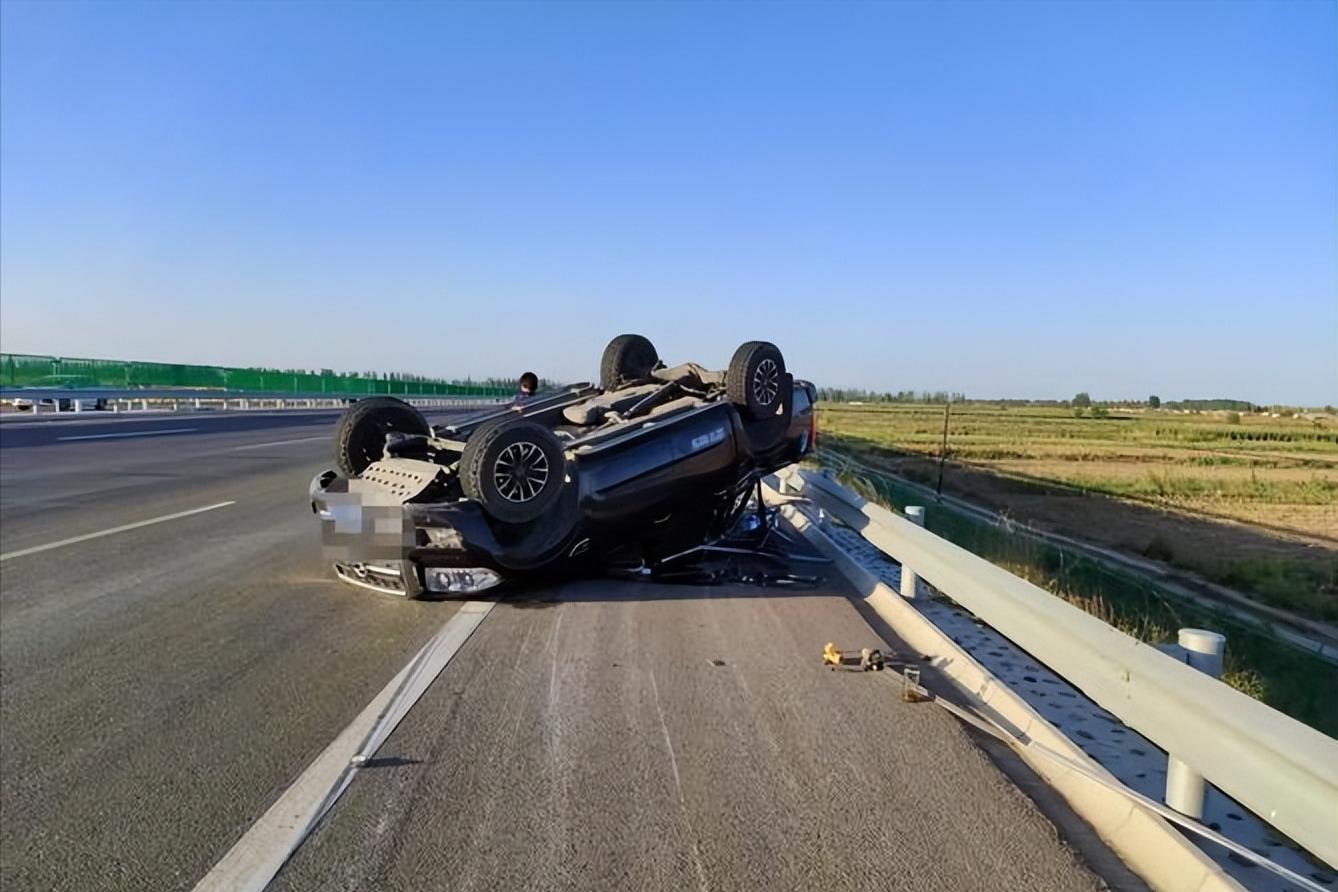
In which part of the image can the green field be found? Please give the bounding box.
[818,402,1338,622]
[820,404,1338,520]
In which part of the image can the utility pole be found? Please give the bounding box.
[935,398,952,502]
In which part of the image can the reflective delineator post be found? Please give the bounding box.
[1164,628,1226,819]
[900,506,926,600]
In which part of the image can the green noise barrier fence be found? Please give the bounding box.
[1,353,509,398]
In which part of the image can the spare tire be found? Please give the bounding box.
[726,341,786,419]
[460,419,568,524]
[334,397,430,478]
[599,334,659,390]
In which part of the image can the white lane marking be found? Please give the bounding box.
[0,501,236,562]
[233,435,331,451]
[232,435,331,451]
[192,600,496,892]
[56,427,198,441]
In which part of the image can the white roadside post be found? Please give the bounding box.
[900,506,926,599]
[1165,628,1227,819]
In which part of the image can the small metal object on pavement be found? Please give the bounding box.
[901,667,929,702]
[822,642,885,671]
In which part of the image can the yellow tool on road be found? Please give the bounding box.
[822,642,884,671]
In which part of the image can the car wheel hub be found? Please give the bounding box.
[493,441,549,502]
[752,358,780,406]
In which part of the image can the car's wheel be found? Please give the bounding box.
[460,419,567,524]
[334,397,430,477]
[398,560,426,599]
[493,478,583,571]
[600,334,659,390]
[726,341,786,419]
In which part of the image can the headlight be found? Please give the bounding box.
[423,567,503,594]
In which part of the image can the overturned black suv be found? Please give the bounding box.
[311,335,815,597]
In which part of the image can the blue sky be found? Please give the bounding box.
[1,1,1333,404]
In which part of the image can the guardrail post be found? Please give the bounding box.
[900,506,926,599]
[1164,628,1226,819]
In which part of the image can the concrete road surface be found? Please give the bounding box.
[0,411,1129,891]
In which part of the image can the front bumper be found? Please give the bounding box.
[332,560,503,596]
[333,560,417,596]
[311,469,508,596]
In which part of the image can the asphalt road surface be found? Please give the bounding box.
[0,409,1131,891]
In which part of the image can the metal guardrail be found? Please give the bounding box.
[782,467,1338,869]
[819,447,1338,664]
[0,386,506,406]
[769,476,1242,892]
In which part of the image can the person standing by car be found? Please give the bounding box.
[516,371,538,404]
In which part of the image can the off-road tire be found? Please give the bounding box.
[726,341,786,419]
[460,419,568,524]
[334,397,430,478]
[599,334,659,390]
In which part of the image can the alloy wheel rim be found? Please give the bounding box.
[493,441,550,502]
[752,358,780,406]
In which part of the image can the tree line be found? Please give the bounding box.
[816,387,967,404]
[818,386,1332,415]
